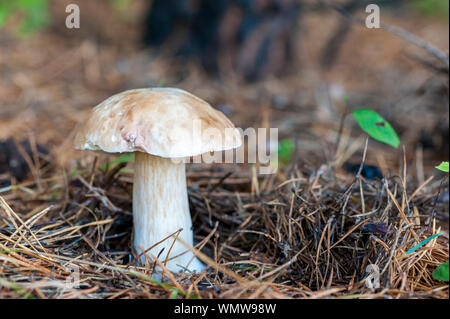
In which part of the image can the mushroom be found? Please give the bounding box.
[73,88,242,274]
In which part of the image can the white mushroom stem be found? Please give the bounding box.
[133,151,205,273]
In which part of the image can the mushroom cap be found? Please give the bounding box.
[73,88,242,158]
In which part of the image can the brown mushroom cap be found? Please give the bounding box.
[74,88,242,158]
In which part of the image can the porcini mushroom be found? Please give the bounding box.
[73,88,242,274]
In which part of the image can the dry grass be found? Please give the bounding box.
[0,141,448,298]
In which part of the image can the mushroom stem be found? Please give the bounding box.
[133,151,205,273]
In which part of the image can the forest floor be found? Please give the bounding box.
[0,0,448,298]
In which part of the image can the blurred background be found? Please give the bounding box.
[0,0,448,182]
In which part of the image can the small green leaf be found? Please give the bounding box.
[432,261,449,282]
[436,161,449,173]
[100,153,134,172]
[353,109,400,148]
[278,138,295,164]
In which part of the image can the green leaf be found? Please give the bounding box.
[432,261,449,282]
[353,109,400,148]
[436,161,449,173]
[278,138,295,164]
[100,153,134,172]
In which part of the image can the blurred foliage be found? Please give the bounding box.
[109,0,130,12]
[278,138,295,165]
[0,0,49,36]
[409,0,449,20]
